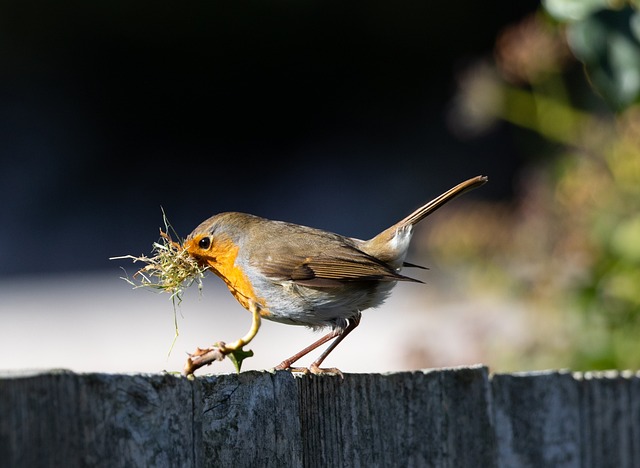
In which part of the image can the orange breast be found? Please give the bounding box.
[189,237,269,316]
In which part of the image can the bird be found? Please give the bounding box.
[182,175,487,375]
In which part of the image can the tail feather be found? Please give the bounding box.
[362,175,488,267]
[394,175,488,229]
[403,261,428,269]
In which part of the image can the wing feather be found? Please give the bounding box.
[256,242,421,287]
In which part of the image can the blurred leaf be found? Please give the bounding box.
[543,0,611,22]
[611,215,640,262]
[567,8,640,110]
[632,8,640,39]
[604,265,640,304]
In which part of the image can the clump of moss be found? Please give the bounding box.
[111,214,207,304]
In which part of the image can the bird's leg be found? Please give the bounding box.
[274,330,341,371]
[183,300,261,376]
[309,317,360,376]
[275,316,361,377]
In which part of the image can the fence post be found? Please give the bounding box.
[2,367,639,467]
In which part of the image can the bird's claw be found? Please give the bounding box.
[275,364,344,378]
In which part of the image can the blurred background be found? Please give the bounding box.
[2,1,639,375]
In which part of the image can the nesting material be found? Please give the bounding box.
[112,226,208,304]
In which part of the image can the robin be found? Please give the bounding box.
[182,175,487,375]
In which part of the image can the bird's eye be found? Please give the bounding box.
[198,237,211,250]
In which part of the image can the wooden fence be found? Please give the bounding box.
[1,365,638,467]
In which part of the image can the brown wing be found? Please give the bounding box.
[255,241,422,288]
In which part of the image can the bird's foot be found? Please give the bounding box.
[274,363,344,378]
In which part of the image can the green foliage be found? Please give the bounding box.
[544,0,640,110]
[442,3,640,371]
[544,1,640,370]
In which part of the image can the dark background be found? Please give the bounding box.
[1,1,539,278]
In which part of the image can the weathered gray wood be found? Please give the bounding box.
[1,367,639,468]
[0,370,198,468]
[491,370,640,468]
[199,371,302,466]
[577,371,640,468]
[296,366,495,467]
[492,371,581,468]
